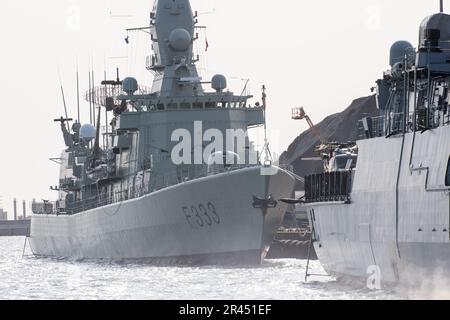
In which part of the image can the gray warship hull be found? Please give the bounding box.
[307,126,450,284]
[30,166,295,264]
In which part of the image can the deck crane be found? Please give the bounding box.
[291,107,326,144]
[291,107,332,167]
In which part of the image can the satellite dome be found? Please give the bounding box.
[122,77,138,95]
[211,74,227,92]
[390,41,414,67]
[80,124,96,142]
[169,28,191,51]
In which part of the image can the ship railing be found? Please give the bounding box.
[149,163,255,191]
[304,171,352,204]
[357,115,387,139]
[62,164,260,215]
[358,107,450,140]
[415,106,450,130]
[32,201,59,215]
[357,112,408,139]
[65,189,140,215]
[124,93,264,113]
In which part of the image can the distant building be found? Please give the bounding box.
[0,208,7,221]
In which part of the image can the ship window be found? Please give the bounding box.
[167,103,178,110]
[180,103,191,109]
[157,104,165,111]
[205,102,216,109]
[446,156,450,186]
[193,102,204,109]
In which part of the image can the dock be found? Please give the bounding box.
[267,227,318,260]
[0,220,30,237]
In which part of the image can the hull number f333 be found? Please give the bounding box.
[182,202,220,228]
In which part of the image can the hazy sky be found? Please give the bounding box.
[0,0,443,217]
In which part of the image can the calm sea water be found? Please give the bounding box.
[0,237,404,300]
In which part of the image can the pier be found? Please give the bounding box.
[0,220,30,237]
[0,198,31,237]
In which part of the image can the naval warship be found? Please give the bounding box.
[300,2,450,285]
[29,0,295,264]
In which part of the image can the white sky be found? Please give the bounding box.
[0,0,443,217]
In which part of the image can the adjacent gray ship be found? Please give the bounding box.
[303,4,450,285]
[29,0,295,264]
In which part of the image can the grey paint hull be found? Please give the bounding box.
[307,126,450,285]
[30,166,295,265]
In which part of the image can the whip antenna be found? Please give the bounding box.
[57,66,71,132]
[76,60,80,124]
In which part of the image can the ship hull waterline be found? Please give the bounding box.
[30,166,295,265]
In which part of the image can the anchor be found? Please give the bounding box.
[252,195,278,209]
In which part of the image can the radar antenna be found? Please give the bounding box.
[85,69,151,108]
[76,60,80,124]
[53,117,73,124]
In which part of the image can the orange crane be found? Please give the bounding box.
[292,107,326,144]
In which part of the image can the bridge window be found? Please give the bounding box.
[180,103,191,109]
[446,157,450,186]
[193,102,203,109]
[167,103,178,110]
[205,102,216,109]
[157,104,165,111]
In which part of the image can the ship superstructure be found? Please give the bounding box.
[29,0,295,264]
[303,7,450,285]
